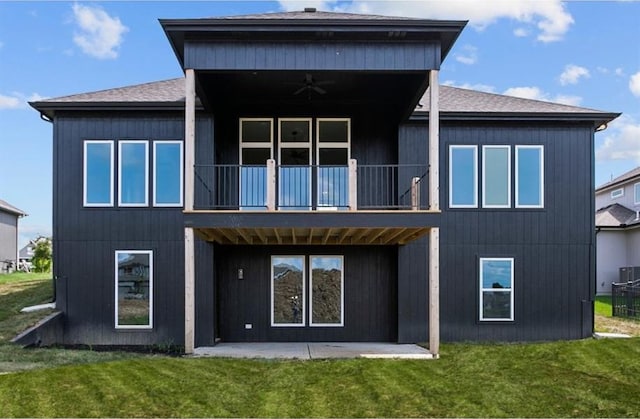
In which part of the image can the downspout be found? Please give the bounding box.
[39,112,55,304]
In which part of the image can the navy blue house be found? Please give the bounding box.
[30,9,618,355]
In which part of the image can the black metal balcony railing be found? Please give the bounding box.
[193,161,428,211]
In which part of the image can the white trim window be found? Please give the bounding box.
[449,145,478,208]
[239,118,273,209]
[316,119,351,210]
[515,145,544,208]
[482,145,511,208]
[610,188,624,199]
[153,141,184,207]
[278,118,313,210]
[310,255,344,327]
[271,255,306,327]
[118,141,149,207]
[635,182,640,205]
[479,257,514,321]
[83,140,114,207]
[115,250,153,329]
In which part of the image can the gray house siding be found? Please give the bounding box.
[0,211,19,271]
[52,112,214,345]
[596,230,628,294]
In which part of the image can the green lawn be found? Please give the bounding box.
[0,271,51,285]
[0,339,639,417]
[595,295,612,316]
[1,273,640,417]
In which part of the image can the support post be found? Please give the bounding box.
[348,159,357,211]
[184,227,195,354]
[411,177,420,210]
[185,68,195,212]
[429,227,440,358]
[266,159,276,211]
[429,70,439,211]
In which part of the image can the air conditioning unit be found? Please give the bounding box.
[619,266,640,283]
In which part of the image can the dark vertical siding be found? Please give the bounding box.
[185,41,439,71]
[438,122,596,341]
[52,111,215,345]
[216,245,397,342]
[195,238,215,347]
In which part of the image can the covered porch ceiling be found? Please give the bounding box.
[195,70,428,119]
[194,225,431,245]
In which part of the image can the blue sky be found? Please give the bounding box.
[1,0,639,246]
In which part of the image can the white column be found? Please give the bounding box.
[266,159,276,211]
[184,69,196,354]
[428,69,440,358]
[184,227,195,354]
[185,69,196,212]
[348,159,357,211]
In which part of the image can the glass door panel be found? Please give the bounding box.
[279,119,312,210]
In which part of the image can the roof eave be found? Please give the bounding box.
[410,111,621,127]
[29,101,204,119]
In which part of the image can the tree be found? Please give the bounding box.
[32,237,52,273]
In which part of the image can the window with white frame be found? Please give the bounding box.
[83,141,114,207]
[611,188,624,199]
[271,255,305,327]
[479,258,514,321]
[310,255,344,326]
[115,250,153,329]
[279,118,312,210]
[482,146,511,208]
[239,118,273,209]
[635,183,640,205]
[153,141,183,207]
[118,141,149,206]
[516,146,544,208]
[449,145,478,208]
[316,119,350,209]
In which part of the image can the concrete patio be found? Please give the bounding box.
[193,342,434,360]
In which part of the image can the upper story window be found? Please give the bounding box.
[479,257,514,321]
[83,141,114,207]
[516,146,544,208]
[611,188,624,199]
[635,183,640,205]
[119,141,149,207]
[449,145,477,208]
[153,141,183,207]
[482,145,511,208]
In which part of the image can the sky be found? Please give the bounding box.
[1,0,639,246]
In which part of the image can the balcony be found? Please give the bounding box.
[194,160,428,211]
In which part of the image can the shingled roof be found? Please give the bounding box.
[596,203,640,228]
[596,166,640,192]
[30,77,618,125]
[0,199,27,217]
[219,10,416,21]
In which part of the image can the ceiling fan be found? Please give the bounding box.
[292,73,334,97]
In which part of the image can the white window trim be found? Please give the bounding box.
[515,145,544,209]
[118,140,149,207]
[115,250,153,329]
[309,255,344,327]
[482,145,511,209]
[479,257,514,322]
[153,141,184,207]
[611,188,624,199]
[271,255,306,327]
[278,118,313,210]
[635,182,640,205]
[239,118,274,156]
[316,118,351,210]
[449,145,478,208]
[83,140,114,207]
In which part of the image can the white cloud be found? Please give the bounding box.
[72,4,128,60]
[559,64,590,86]
[454,45,478,65]
[615,68,624,77]
[503,86,582,106]
[0,92,47,110]
[280,0,574,42]
[443,80,496,93]
[513,28,529,37]
[629,71,640,97]
[596,116,640,164]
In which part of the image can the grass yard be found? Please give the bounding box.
[594,295,640,336]
[1,273,640,417]
[1,339,639,417]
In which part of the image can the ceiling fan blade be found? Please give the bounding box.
[293,86,307,96]
[312,86,327,95]
[315,80,335,86]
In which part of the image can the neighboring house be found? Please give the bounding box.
[29,9,619,354]
[0,199,27,273]
[595,167,640,294]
